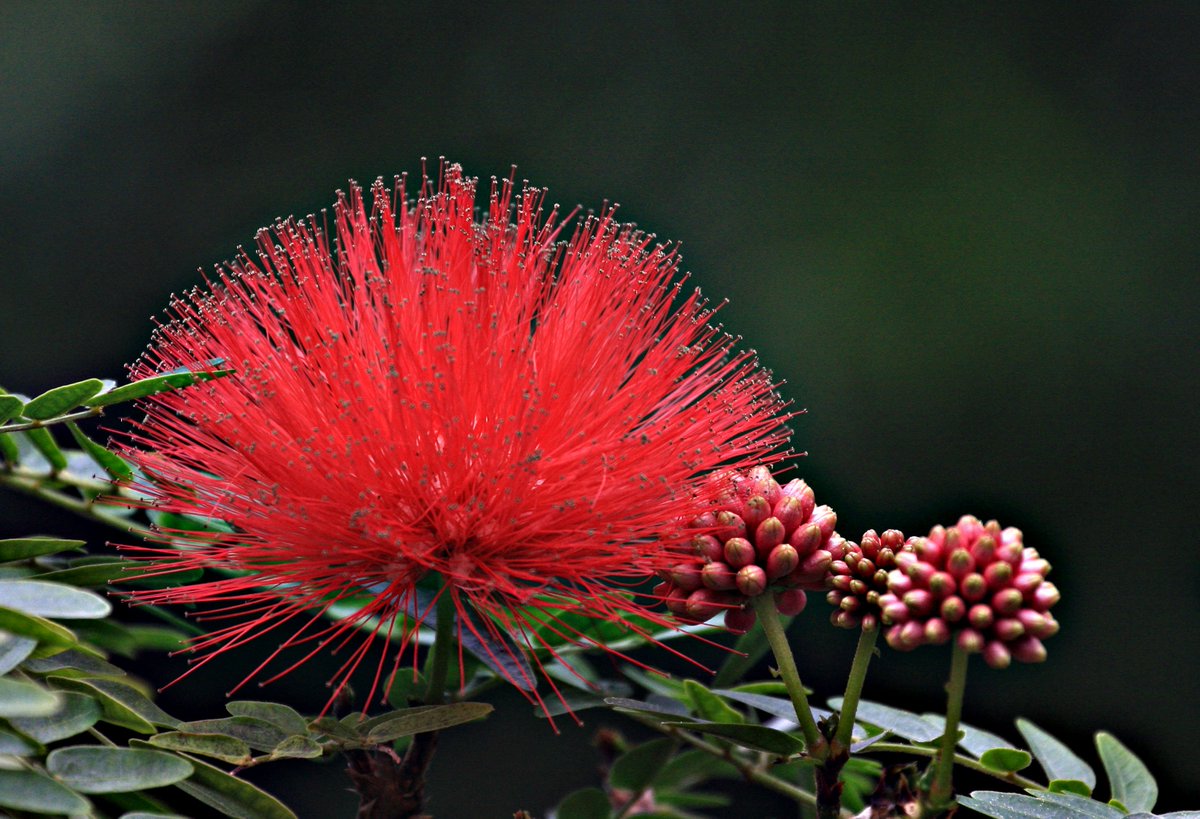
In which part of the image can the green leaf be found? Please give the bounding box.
[715,688,831,724]
[65,422,134,480]
[307,716,359,743]
[831,697,941,742]
[1049,780,1094,797]
[35,561,126,587]
[48,677,180,733]
[683,680,744,724]
[556,787,612,819]
[8,692,101,742]
[121,814,189,819]
[0,431,18,464]
[1095,732,1157,813]
[365,702,493,743]
[0,768,91,814]
[264,735,322,759]
[1017,718,1097,789]
[161,749,297,819]
[0,606,77,650]
[147,732,253,765]
[661,721,806,756]
[653,749,739,788]
[961,790,1123,818]
[610,737,675,792]
[22,380,106,420]
[72,619,137,656]
[0,632,38,674]
[0,726,40,755]
[23,648,125,678]
[0,395,23,425]
[923,713,1018,758]
[0,677,61,717]
[0,538,85,561]
[532,689,607,718]
[85,370,232,408]
[225,700,310,736]
[48,746,193,793]
[980,747,1033,773]
[23,428,67,472]
[0,579,111,619]
[125,625,187,652]
[178,717,295,753]
[727,681,791,695]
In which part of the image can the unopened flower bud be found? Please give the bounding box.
[743,495,771,530]
[861,612,878,631]
[766,543,799,580]
[670,563,704,592]
[685,588,727,621]
[968,604,994,630]
[961,573,987,602]
[772,495,807,531]
[972,534,997,565]
[724,606,757,635]
[1011,636,1047,663]
[774,588,807,616]
[992,588,1024,616]
[789,523,823,555]
[853,556,877,579]
[916,537,942,565]
[928,571,955,597]
[810,506,837,540]
[715,510,747,541]
[692,534,724,563]
[993,617,1026,642]
[840,595,862,614]
[924,618,950,645]
[983,640,1012,669]
[899,620,924,649]
[701,561,737,591]
[860,530,881,559]
[940,596,966,622]
[882,599,909,625]
[754,517,787,558]
[946,548,975,579]
[832,610,859,629]
[903,589,934,617]
[983,561,1013,589]
[1020,557,1051,577]
[723,537,755,568]
[880,529,906,550]
[690,511,717,529]
[735,564,768,597]
[906,560,936,586]
[1033,582,1060,610]
[829,573,853,592]
[996,542,1023,566]
[1012,572,1043,598]
[848,578,868,596]
[957,628,985,653]
[887,569,913,594]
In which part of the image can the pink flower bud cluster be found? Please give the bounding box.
[876,515,1060,668]
[657,466,839,634]
[826,529,916,632]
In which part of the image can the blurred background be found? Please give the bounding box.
[1,2,1197,815]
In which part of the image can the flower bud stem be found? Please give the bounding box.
[423,582,457,705]
[751,594,824,754]
[927,641,970,813]
[833,627,879,749]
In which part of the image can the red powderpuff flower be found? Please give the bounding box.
[119,163,791,711]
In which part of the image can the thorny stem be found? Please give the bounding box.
[833,627,879,749]
[750,594,824,754]
[868,742,1042,791]
[926,641,970,813]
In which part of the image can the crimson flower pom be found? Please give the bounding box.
[875,515,1060,667]
[119,163,791,708]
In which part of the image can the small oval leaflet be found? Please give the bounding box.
[47,746,193,793]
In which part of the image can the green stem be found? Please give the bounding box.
[750,594,823,754]
[833,627,878,749]
[0,406,103,433]
[422,582,456,705]
[867,743,1042,791]
[928,641,970,810]
[0,469,156,539]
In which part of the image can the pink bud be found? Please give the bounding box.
[971,534,997,565]
[993,617,1026,642]
[859,530,881,559]
[946,548,975,579]
[754,517,787,559]
[1016,608,1045,633]
[916,537,942,565]
[860,613,878,631]
[685,588,727,621]
[959,515,986,542]
[670,563,704,592]
[1011,636,1047,663]
[968,604,994,630]
[772,495,807,531]
[701,561,737,591]
[798,548,832,577]
[664,586,689,617]
[983,561,1013,590]
[887,569,913,594]
[848,579,868,596]
[832,610,859,629]
[715,510,747,541]
[899,620,925,649]
[723,537,756,568]
[881,529,906,551]
[774,588,807,616]
[928,571,955,597]
[743,495,771,530]
[926,526,947,548]
[1033,582,1060,611]
[736,564,768,597]
[826,590,843,607]
[690,511,717,529]
[961,573,987,602]
[692,534,724,563]
[840,595,862,614]
[1020,558,1051,577]
[903,589,934,617]
[885,625,910,651]
[992,588,1024,616]
[652,581,671,598]
[882,600,909,625]
[996,542,1023,566]
[746,465,781,504]
[810,506,837,540]
[924,618,950,645]
[853,556,877,579]
[724,606,758,635]
[906,560,936,586]
[983,640,1012,669]
[957,628,985,653]
[940,595,966,622]
[766,543,799,580]
[1037,613,1060,638]
[829,574,853,592]
[789,523,822,555]
[825,533,850,561]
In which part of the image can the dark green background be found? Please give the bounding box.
[1,2,1196,815]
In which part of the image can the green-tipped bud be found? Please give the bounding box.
[983,640,1011,669]
[860,612,878,631]
[972,534,997,565]
[957,628,985,653]
[774,588,807,616]
[723,536,755,568]
[810,505,837,540]
[1012,572,1044,598]
[928,570,955,597]
[832,609,860,629]
[853,556,877,578]
[685,588,727,621]
[840,594,862,614]
[772,495,807,531]
[754,516,787,558]
[994,617,1025,642]
[961,572,987,602]
[766,543,799,580]
[736,564,768,597]
[1033,582,1060,610]
[829,573,853,592]
[991,588,1024,616]
[924,618,950,645]
[670,563,704,592]
[940,595,966,622]
[887,570,913,594]
[724,606,757,635]
[690,511,717,529]
[880,529,906,550]
[715,510,747,541]
[903,589,934,616]
[701,561,737,591]
[1020,557,1051,577]
[915,537,942,565]
[860,529,882,560]
[946,547,975,579]
[984,561,1013,589]
[1011,636,1046,663]
[968,604,994,630]
[848,578,868,596]
[881,599,909,625]
[789,523,823,555]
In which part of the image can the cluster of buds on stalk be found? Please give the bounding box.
[656,466,839,634]
[875,515,1060,667]
[826,528,916,632]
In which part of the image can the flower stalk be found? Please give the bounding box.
[925,641,970,813]
[750,593,823,753]
[833,626,878,750]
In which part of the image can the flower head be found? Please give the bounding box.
[119,163,790,708]
[825,528,913,632]
[874,515,1060,667]
[657,466,838,633]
